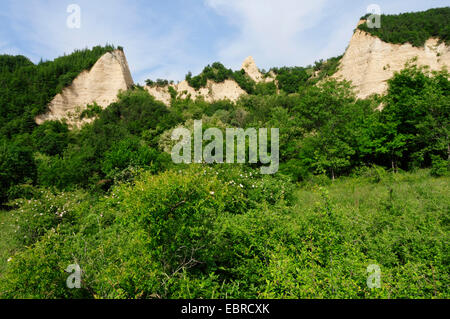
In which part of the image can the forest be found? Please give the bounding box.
[0,8,449,297]
[359,7,450,47]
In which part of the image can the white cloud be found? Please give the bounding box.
[4,0,449,83]
[205,0,330,69]
[4,0,195,83]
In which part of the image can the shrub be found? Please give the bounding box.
[430,155,448,177]
[79,102,102,120]
[0,140,36,203]
[101,137,171,178]
[11,189,91,247]
[31,121,69,156]
[358,8,450,47]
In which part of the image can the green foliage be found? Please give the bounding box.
[101,137,171,178]
[430,155,449,177]
[1,166,287,298]
[1,169,447,298]
[360,66,450,171]
[36,145,99,190]
[145,78,172,87]
[79,102,102,120]
[255,81,277,95]
[33,88,178,192]
[186,63,256,93]
[232,69,256,94]
[272,66,309,93]
[1,38,450,299]
[358,7,450,47]
[267,55,342,93]
[0,45,116,138]
[31,121,69,156]
[0,140,36,202]
[310,55,343,83]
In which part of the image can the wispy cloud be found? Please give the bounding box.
[2,0,202,83]
[1,0,449,83]
[204,0,450,70]
[204,0,330,69]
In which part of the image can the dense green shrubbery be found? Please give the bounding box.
[0,140,36,202]
[0,45,120,200]
[0,168,447,298]
[0,165,295,298]
[0,45,116,138]
[34,89,177,192]
[145,78,172,87]
[185,62,257,94]
[31,121,70,156]
[1,26,449,299]
[1,60,448,202]
[359,7,450,47]
[271,67,309,94]
[79,102,102,120]
[430,155,449,177]
[310,55,343,83]
[184,55,343,95]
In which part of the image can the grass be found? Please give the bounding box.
[0,169,448,298]
[296,169,450,214]
[291,169,449,298]
[0,208,18,276]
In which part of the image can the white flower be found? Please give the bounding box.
[210,191,215,195]
[7,257,12,262]
[239,184,244,188]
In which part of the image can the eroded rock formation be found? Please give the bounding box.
[145,79,247,106]
[333,21,450,98]
[241,56,264,82]
[145,56,272,106]
[36,49,134,127]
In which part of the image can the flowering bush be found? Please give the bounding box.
[11,189,91,247]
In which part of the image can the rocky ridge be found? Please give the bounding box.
[333,20,450,98]
[35,49,134,127]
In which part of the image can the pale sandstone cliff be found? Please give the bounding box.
[145,79,247,105]
[241,56,264,82]
[145,56,273,106]
[333,22,450,98]
[36,49,134,127]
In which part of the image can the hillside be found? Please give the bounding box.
[332,8,450,98]
[1,169,448,298]
[35,49,134,127]
[13,8,447,126]
[0,45,117,135]
[333,20,450,98]
[0,7,449,300]
[358,7,450,47]
[145,57,272,105]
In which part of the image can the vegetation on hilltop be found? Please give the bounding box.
[358,7,450,47]
[0,36,448,298]
[179,55,343,96]
[184,62,257,94]
[0,61,448,204]
[0,45,116,139]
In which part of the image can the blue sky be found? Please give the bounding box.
[1,0,448,84]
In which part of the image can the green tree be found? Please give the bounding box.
[0,140,36,202]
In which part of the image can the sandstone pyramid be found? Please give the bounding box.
[145,56,273,106]
[333,20,450,99]
[145,79,247,106]
[241,56,264,82]
[36,49,134,127]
